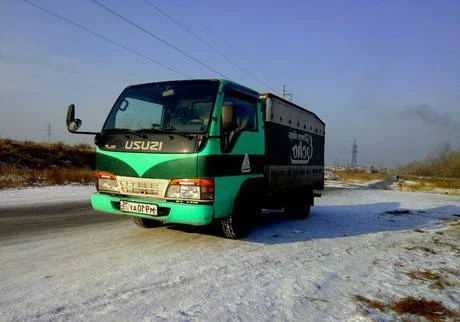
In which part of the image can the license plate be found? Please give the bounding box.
[120,201,158,216]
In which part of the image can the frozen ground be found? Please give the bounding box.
[325,179,384,189]
[0,184,459,321]
[0,184,94,208]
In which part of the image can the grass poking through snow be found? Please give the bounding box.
[392,297,457,322]
[334,170,387,182]
[406,270,454,290]
[353,295,386,311]
[353,295,459,321]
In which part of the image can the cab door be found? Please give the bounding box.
[220,90,264,159]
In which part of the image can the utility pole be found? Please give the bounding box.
[351,138,358,168]
[46,122,52,143]
[281,84,293,101]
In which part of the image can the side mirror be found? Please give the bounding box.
[221,103,235,130]
[66,104,82,133]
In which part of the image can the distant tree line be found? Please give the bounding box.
[401,143,460,178]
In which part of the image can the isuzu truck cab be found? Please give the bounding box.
[66,79,324,239]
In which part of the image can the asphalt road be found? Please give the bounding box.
[0,201,127,239]
[368,176,398,190]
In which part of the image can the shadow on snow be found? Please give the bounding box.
[245,203,459,244]
[166,201,460,245]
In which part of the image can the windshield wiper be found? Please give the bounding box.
[103,128,195,139]
[145,127,195,139]
[102,128,147,139]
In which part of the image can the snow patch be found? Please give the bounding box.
[0,184,94,208]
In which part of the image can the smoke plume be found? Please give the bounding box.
[399,104,460,133]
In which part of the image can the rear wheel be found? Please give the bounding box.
[285,195,313,220]
[286,203,311,220]
[286,191,313,220]
[132,216,163,228]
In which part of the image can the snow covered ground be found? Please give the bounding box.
[0,184,94,208]
[0,184,459,321]
[325,179,384,189]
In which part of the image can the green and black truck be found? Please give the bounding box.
[66,79,325,238]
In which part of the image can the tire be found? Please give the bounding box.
[221,198,257,239]
[132,216,162,228]
[286,203,311,220]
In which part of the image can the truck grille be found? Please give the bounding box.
[117,176,169,199]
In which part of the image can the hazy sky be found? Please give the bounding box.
[1,0,459,167]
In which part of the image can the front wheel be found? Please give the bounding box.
[221,214,251,239]
[221,197,258,239]
[132,216,163,228]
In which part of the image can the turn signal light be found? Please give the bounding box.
[96,171,117,180]
[166,178,214,200]
[95,171,119,193]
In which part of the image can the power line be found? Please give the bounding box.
[145,0,278,92]
[21,0,190,78]
[90,0,229,79]
[170,0,234,51]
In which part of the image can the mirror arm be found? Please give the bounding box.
[71,131,100,135]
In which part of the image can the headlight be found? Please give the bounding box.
[165,178,214,201]
[96,171,120,193]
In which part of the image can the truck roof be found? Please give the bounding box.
[124,79,220,89]
[260,92,325,126]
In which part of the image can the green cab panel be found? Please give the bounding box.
[96,147,197,178]
[213,173,263,219]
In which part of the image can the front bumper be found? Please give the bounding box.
[91,192,214,226]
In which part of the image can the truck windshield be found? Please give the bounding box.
[103,80,219,134]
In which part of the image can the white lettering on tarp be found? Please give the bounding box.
[288,131,298,141]
[289,130,311,143]
[289,130,313,164]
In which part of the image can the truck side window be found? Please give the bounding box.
[221,91,257,152]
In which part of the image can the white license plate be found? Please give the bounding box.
[120,201,158,216]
